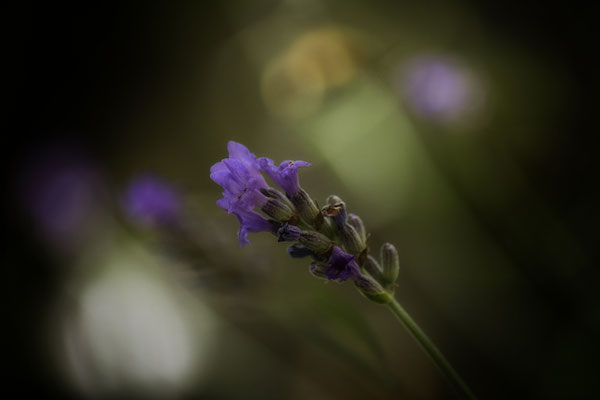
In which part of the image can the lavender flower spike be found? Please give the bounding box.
[210,141,269,212]
[209,141,476,399]
[325,246,361,281]
[258,157,310,197]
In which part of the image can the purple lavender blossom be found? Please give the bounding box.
[324,246,360,281]
[210,141,269,213]
[257,158,310,196]
[231,207,276,247]
[122,175,182,227]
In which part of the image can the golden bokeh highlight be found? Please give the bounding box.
[261,27,358,118]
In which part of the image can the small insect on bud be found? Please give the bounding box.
[354,274,391,304]
[381,243,400,286]
[347,213,367,244]
[363,255,384,283]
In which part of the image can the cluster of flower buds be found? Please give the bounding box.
[211,141,400,304]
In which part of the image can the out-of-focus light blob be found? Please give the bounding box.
[261,27,358,118]
[398,54,484,122]
[61,256,217,398]
[19,144,104,249]
[122,175,182,227]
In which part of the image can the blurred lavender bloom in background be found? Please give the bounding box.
[397,54,485,122]
[19,143,105,251]
[122,175,183,227]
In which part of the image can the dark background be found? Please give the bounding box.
[10,2,598,399]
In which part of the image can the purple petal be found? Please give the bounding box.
[210,144,269,213]
[227,141,254,161]
[258,157,311,196]
[227,141,268,188]
[233,208,275,247]
[279,160,310,169]
[324,246,360,281]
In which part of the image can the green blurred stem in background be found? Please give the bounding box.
[386,298,476,399]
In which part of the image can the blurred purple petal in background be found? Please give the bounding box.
[398,54,484,122]
[122,175,182,227]
[19,143,104,249]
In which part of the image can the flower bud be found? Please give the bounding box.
[287,244,313,258]
[289,188,320,227]
[347,213,367,244]
[299,230,333,255]
[261,198,295,222]
[340,223,366,255]
[354,274,391,304]
[363,255,384,282]
[326,195,343,205]
[260,187,294,210]
[381,243,400,285]
[277,223,302,242]
[317,216,336,238]
[309,262,329,279]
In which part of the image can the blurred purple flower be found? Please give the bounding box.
[19,143,104,249]
[398,54,479,121]
[324,246,360,281]
[210,141,269,213]
[122,175,182,227]
[257,158,310,196]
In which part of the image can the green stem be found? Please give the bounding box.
[386,298,476,399]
